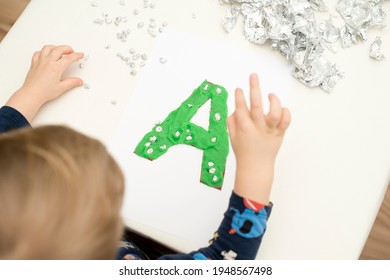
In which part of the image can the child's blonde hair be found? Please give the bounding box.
[0,125,124,259]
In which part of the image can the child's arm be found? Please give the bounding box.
[2,45,84,126]
[157,74,290,260]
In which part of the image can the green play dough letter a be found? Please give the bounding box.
[134,80,229,189]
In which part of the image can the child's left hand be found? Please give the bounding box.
[6,45,84,122]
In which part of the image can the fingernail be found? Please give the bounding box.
[250,73,258,80]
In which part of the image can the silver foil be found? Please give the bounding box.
[309,0,328,11]
[369,36,385,60]
[337,0,386,47]
[221,0,386,92]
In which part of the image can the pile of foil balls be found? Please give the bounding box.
[221,0,387,92]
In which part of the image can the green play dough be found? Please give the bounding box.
[134,80,229,189]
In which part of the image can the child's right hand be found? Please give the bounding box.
[6,45,84,122]
[227,73,291,205]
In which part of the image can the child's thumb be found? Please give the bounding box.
[60,77,84,93]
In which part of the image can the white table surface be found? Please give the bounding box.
[0,0,389,259]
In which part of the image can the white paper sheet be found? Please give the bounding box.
[109,30,292,246]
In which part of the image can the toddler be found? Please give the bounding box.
[0,45,290,259]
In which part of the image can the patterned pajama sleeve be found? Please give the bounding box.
[158,191,272,260]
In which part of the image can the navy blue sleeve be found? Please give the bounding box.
[0,106,30,133]
[158,191,272,260]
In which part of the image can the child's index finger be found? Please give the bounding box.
[49,45,75,61]
[249,73,264,119]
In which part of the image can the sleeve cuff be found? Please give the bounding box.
[230,191,273,219]
[0,106,30,132]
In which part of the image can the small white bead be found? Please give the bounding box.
[212,175,218,182]
[160,145,167,150]
[208,162,214,167]
[215,113,221,121]
[150,136,157,142]
[216,88,222,94]
[209,168,216,174]
[147,148,153,154]
[155,126,163,132]
[211,137,217,143]
[145,142,151,147]
[186,135,192,141]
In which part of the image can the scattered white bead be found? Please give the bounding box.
[147,148,153,154]
[145,142,151,147]
[203,84,209,91]
[215,113,221,121]
[211,137,217,143]
[175,131,180,137]
[216,88,222,94]
[209,168,216,174]
[148,29,157,37]
[84,83,90,89]
[91,2,98,7]
[208,162,214,167]
[160,58,167,64]
[212,175,218,182]
[150,136,157,142]
[186,135,193,141]
[160,145,167,150]
[93,19,104,24]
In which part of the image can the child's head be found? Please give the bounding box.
[0,126,124,259]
